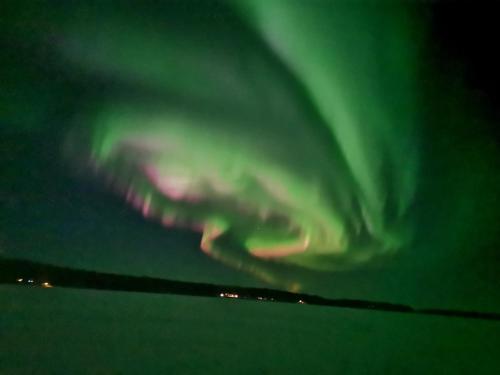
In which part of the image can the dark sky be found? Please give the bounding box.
[1,0,500,313]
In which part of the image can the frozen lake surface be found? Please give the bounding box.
[1,285,499,374]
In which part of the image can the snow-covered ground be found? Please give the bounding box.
[1,285,499,374]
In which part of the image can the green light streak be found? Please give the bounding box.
[60,1,421,285]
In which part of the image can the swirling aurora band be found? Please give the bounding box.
[61,1,421,286]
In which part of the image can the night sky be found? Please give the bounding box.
[2,0,500,313]
[2,2,500,374]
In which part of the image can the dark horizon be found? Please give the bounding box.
[2,256,499,322]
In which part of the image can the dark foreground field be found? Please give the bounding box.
[1,285,500,374]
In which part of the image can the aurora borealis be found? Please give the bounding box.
[55,1,422,286]
[3,2,500,373]
[1,0,500,305]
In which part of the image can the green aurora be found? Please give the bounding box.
[58,1,421,287]
[2,1,499,295]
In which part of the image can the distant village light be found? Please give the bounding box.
[220,292,239,299]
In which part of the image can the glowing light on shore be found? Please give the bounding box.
[220,293,239,299]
